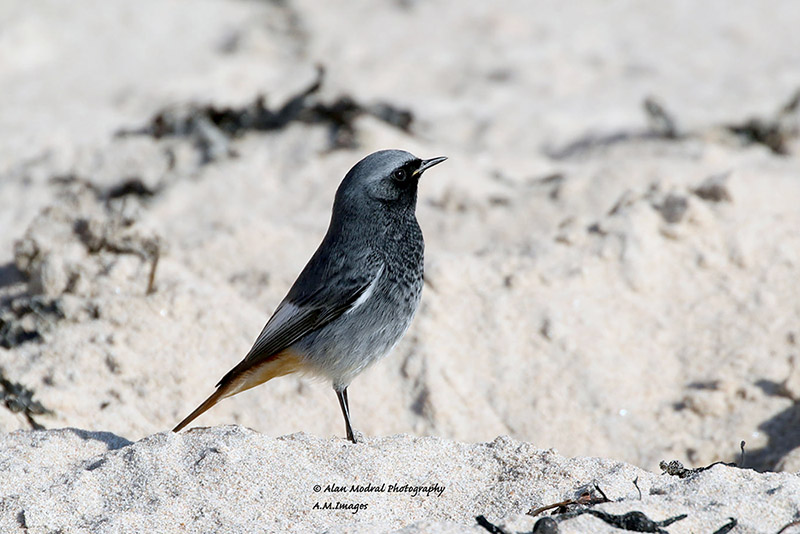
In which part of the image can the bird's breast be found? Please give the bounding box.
[296,222,424,387]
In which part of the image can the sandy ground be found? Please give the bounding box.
[2,428,797,534]
[1,0,800,532]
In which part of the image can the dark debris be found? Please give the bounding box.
[643,97,680,139]
[545,131,644,160]
[475,515,561,534]
[725,115,794,155]
[532,517,559,533]
[659,459,734,478]
[483,490,688,534]
[50,174,162,205]
[520,480,696,533]
[570,510,687,534]
[692,172,733,203]
[660,441,746,478]
[479,509,738,534]
[476,515,508,534]
[0,367,52,429]
[0,296,64,349]
[22,178,163,297]
[106,178,157,200]
[712,517,737,534]
[527,483,609,516]
[548,89,800,159]
[777,519,800,534]
[117,66,415,162]
[71,217,161,295]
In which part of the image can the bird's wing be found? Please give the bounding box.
[220,251,385,383]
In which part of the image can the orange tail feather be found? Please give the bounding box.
[172,350,303,432]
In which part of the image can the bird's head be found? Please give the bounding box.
[334,150,447,217]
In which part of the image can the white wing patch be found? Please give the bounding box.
[246,301,301,352]
[346,263,385,315]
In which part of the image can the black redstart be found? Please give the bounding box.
[173,149,447,442]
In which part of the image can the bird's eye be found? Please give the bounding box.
[392,168,407,182]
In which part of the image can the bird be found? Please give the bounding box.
[172,149,447,442]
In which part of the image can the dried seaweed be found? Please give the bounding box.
[0,296,64,349]
[527,483,609,516]
[0,367,52,429]
[117,66,415,162]
[660,441,746,478]
[569,510,686,533]
[547,90,800,159]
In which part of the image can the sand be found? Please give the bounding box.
[1,428,797,533]
[1,0,799,532]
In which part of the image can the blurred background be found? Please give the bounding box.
[1,0,799,471]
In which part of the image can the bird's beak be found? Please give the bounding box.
[414,156,448,177]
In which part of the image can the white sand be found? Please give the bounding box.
[1,1,799,532]
[2,428,797,533]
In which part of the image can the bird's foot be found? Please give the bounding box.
[346,428,365,444]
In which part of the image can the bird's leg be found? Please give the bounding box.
[336,387,356,443]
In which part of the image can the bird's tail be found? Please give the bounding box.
[172,388,228,433]
[172,349,303,432]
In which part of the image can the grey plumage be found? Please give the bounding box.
[173,149,447,442]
